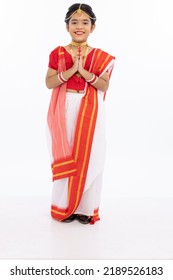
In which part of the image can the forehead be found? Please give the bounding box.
[69,12,91,22]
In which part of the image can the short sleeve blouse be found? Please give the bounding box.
[48,47,95,91]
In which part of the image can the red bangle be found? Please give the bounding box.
[90,76,98,85]
[57,72,68,83]
[86,73,98,84]
[86,73,95,83]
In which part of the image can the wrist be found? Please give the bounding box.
[57,72,68,83]
[71,65,78,74]
[86,73,98,85]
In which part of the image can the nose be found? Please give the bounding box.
[76,22,83,29]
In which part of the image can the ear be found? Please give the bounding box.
[66,24,69,32]
[90,24,96,33]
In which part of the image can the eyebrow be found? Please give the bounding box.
[70,19,90,23]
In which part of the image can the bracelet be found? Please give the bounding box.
[86,73,95,83]
[86,73,99,85]
[90,76,98,85]
[57,72,68,83]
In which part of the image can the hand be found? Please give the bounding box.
[77,55,84,73]
[72,55,79,73]
[71,46,84,75]
[77,46,84,74]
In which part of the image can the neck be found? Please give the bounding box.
[70,41,88,47]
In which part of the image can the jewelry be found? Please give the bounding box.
[90,76,98,85]
[77,3,82,14]
[70,41,88,47]
[69,43,89,62]
[86,73,95,82]
[86,73,98,85]
[65,4,96,21]
[60,72,68,81]
[57,72,68,83]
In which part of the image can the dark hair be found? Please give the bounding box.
[65,3,96,25]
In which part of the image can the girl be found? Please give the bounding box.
[45,3,115,224]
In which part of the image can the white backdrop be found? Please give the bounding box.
[0,0,173,198]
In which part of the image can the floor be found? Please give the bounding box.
[0,196,173,260]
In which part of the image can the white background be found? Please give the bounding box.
[0,0,173,198]
[1,1,173,269]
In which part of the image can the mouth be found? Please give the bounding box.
[75,31,84,35]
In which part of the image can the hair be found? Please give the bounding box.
[65,3,97,25]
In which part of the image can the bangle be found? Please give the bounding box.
[86,73,99,85]
[86,73,95,83]
[57,72,68,83]
[90,76,98,85]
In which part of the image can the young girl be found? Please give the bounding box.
[45,3,115,224]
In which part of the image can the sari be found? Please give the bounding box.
[47,47,115,224]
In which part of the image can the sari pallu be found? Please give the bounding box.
[47,47,115,224]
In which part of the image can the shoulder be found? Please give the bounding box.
[49,46,64,56]
[94,48,115,60]
[48,46,65,70]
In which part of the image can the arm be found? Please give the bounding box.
[45,49,110,91]
[77,55,110,92]
[45,55,79,89]
[78,67,110,92]
[45,66,77,90]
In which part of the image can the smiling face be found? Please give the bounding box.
[66,12,95,44]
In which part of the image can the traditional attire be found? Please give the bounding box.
[47,46,115,224]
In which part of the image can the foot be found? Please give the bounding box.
[62,214,76,223]
[76,214,91,224]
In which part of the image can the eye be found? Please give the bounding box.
[70,20,77,25]
[83,21,89,25]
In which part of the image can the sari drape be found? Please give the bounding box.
[47,47,115,223]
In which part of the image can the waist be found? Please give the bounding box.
[66,89,85,94]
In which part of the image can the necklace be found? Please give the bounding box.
[69,43,89,78]
[69,43,89,62]
[70,41,88,47]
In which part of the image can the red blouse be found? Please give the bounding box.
[48,47,95,91]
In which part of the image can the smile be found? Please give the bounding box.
[75,31,84,35]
